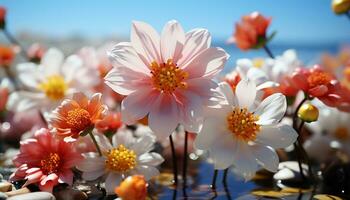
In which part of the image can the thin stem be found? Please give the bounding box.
[4,66,19,90]
[297,121,314,181]
[38,110,48,126]
[172,188,177,200]
[222,168,229,185]
[263,45,275,59]
[294,142,306,180]
[2,28,28,59]
[211,169,218,190]
[88,131,102,156]
[169,134,178,186]
[182,131,188,188]
[292,97,307,130]
[223,182,232,200]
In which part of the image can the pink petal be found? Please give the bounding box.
[39,173,59,193]
[108,42,150,74]
[177,28,211,67]
[121,87,158,124]
[160,20,185,63]
[131,21,161,65]
[72,92,89,108]
[291,72,309,91]
[104,67,151,96]
[58,170,73,185]
[182,47,228,79]
[148,94,179,140]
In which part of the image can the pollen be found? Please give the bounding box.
[66,108,92,131]
[307,71,332,88]
[150,59,188,93]
[38,75,68,100]
[40,153,61,174]
[226,107,260,141]
[105,145,137,172]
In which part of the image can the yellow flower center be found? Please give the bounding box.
[66,108,92,131]
[38,75,68,100]
[150,59,188,93]
[307,71,332,88]
[334,127,349,140]
[226,108,261,141]
[252,58,264,68]
[40,153,61,174]
[105,144,137,172]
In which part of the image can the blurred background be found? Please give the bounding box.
[0,0,349,72]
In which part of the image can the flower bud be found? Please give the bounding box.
[332,0,350,14]
[115,175,147,200]
[297,103,319,123]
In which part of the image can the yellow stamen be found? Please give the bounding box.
[66,108,91,131]
[307,71,332,88]
[105,145,137,172]
[38,75,68,100]
[150,59,188,93]
[40,153,60,174]
[226,107,260,141]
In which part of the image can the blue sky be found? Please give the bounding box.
[1,0,349,44]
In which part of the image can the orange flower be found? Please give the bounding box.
[50,92,107,139]
[115,175,147,200]
[224,70,241,91]
[95,112,123,133]
[230,12,272,51]
[0,45,15,67]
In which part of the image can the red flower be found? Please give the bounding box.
[0,6,6,27]
[229,12,271,51]
[10,128,82,192]
[0,45,15,67]
[292,65,344,108]
[95,112,123,133]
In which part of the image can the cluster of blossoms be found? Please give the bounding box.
[1,5,350,200]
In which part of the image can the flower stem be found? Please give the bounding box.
[223,168,229,185]
[88,131,102,156]
[2,28,28,59]
[182,131,189,188]
[169,134,178,186]
[38,110,48,126]
[263,45,275,59]
[211,169,218,190]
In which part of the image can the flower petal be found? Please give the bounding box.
[255,93,287,125]
[232,141,259,181]
[148,94,179,140]
[194,116,226,150]
[112,130,136,148]
[235,79,256,109]
[41,48,64,75]
[135,165,159,180]
[131,21,161,65]
[130,135,155,154]
[251,144,279,172]
[82,169,105,181]
[256,124,298,149]
[76,153,105,172]
[210,133,236,170]
[160,20,185,63]
[182,47,228,79]
[105,173,122,194]
[138,152,164,166]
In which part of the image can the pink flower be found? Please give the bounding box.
[105,20,229,139]
[292,65,344,108]
[10,128,82,192]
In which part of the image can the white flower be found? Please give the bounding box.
[76,131,164,194]
[235,49,301,90]
[194,79,298,180]
[8,48,100,112]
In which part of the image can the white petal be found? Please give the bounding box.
[256,81,279,90]
[251,144,279,172]
[104,66,150,96]
[131,21,161,65]
[105,173,122,194]
[135,165,160,180]
[130,135,155,154]
[138,152,164,166]
[7,91,46,112]
[112,129,135,148]
[160,20,185,63]
[108,42,150,74]
[178,91,203,133]
[148,94,179,140]
[210,133,236,170]
[82,169,105,181]
[194,117,226,150]
[246,68,269,86]
[41,48,64,75]
[121,87,158,124]
[182,47,228,79]
[256,124,298,149]
[76,153,105,172]
[177,28,211,67]
[232,141,259,180]
[235,79,256,109]
[17,63,44,89]
[94,134,113,152]
[218,82,236,106]
[255,93,287,125]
